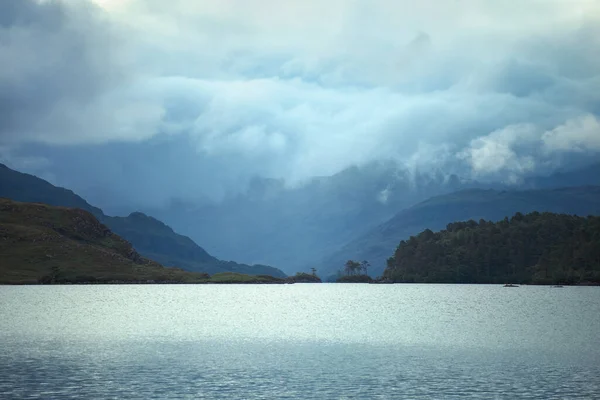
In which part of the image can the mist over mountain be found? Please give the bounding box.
[135,161,598,274]
[523,162,600,189]
[140,161,493,272]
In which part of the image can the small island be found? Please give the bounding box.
[336,275,373,283]
[335,260,373,283]
[286,270,322,283]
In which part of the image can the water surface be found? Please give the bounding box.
[1,284,599,399]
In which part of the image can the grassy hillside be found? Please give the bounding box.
[0,199,213,284]
[206,272,285,284]
[384,212,600,285]
[0,163,286,277]
[320,186,600,279]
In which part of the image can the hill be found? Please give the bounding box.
[0,164,285,277]
[319,186,600,279]
[0,198,211,284]
[383,212,600,285]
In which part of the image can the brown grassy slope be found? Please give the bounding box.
[0,198,209,284]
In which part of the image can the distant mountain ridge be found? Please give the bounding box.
[142,161,491,273]
[524,162,600,189]
[138,161,600,274]
[319,186,600,279]
[0,163,286,277]
[0,163,103,215]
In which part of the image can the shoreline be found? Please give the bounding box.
[1,282,598,286]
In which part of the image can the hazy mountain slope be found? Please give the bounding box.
[104,212,285,276]
[320,186,600,279]
[104,212,215,262]
[0,198,209,284]
[145,162,487,273]
[0,164,102,215]
[0,163,285,277]
[122,161,599,274]
[524,162,600,189]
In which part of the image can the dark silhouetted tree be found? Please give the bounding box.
[344,260,361,276]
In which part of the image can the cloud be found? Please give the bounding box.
[459,124,538,180]
[1,0,600,201]
[0,0,163,145]
[542,115,600,153]
[459,114,600,183]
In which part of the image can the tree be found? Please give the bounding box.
[360,260,370,275]
[344,260,361,276]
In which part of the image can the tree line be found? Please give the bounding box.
[344,260,370,276]
[383,212,600,285]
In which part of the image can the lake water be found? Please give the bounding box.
[1,284,599,399]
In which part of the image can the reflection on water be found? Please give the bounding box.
[1,284,599,399]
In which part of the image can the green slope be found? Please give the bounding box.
[384,212,600,285]
[320,187,600,279]
[0,198,210,284]
[0,164,285,277]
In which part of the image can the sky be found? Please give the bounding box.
[1,0,599,206]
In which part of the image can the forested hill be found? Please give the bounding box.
[383,212,600,285]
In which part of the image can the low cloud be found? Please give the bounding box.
[542,115,600,153]
[459,124,538,180]
[0,0,162,145]
[1,0,599,202]
[459,114,600,183]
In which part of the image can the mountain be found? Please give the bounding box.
[103,212,285,276]
[383,211,600,285]
[0,163,286,277]
[0,198,210,284]
[5,159,598,278]
[142,161,490,273]
[139,161,600,274]
[0,163,102,215]
[524,162,600,189]
[320,186,600,279]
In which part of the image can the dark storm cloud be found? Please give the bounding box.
[1,0,599,204]
[0,0,162,146]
